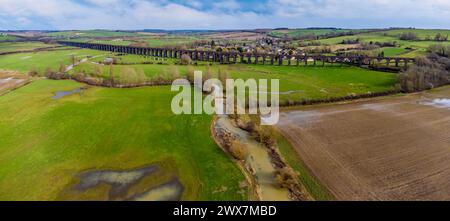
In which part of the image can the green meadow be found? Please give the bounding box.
[72,60,397,103]
[0,42,55,54]
[0,35,18,41]
[0,49,106,73]
[0,79,247,200]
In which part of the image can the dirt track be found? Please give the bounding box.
[277,87,450,200]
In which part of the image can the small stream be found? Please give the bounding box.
[215,115,291,201]
[210,82,290,201]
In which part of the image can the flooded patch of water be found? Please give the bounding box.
[52,88,86,100]
[61,165,184,201]
[129,177,184,201]
[0,76,28,94]
[422,98,450,109]
[0,77,14,84]
[75,165,158,199]
[279,111,322,126]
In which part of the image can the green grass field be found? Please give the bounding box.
[71,60,397,103]
[380,47,410,57]
[0,42,55,54]
[66,38,138,46]
[0,34,18,41]
[0,79,247,200]
[0,49,107,74]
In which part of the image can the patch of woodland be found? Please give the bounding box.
[398,46,450,92]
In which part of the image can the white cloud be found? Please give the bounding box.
[1,0,450,29]
[185,0,203,9]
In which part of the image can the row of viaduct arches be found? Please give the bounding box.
[59,41,416,68]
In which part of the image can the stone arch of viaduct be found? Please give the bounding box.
[59,41,416,68]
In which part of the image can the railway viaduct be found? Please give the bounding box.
[59,41,416,68]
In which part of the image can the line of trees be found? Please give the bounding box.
[400,32,449,41]
[398,46,450,92]
[399,32,419,41]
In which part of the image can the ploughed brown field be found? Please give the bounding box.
[277,86,450,200]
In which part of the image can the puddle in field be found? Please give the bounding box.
[129,177,184,201]
[0,77,25,84]
[52,88,86,100]
[0,76,27,92]
[422,98,450,109]
[215,115,290,201]
[75,165,159,199]
[0,77,14,84]
[62,165,184,201]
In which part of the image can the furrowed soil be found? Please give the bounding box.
[277,86,450,200]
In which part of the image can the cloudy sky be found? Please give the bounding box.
[1,0,450,30]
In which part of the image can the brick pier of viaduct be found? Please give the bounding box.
[59,41,416,68]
